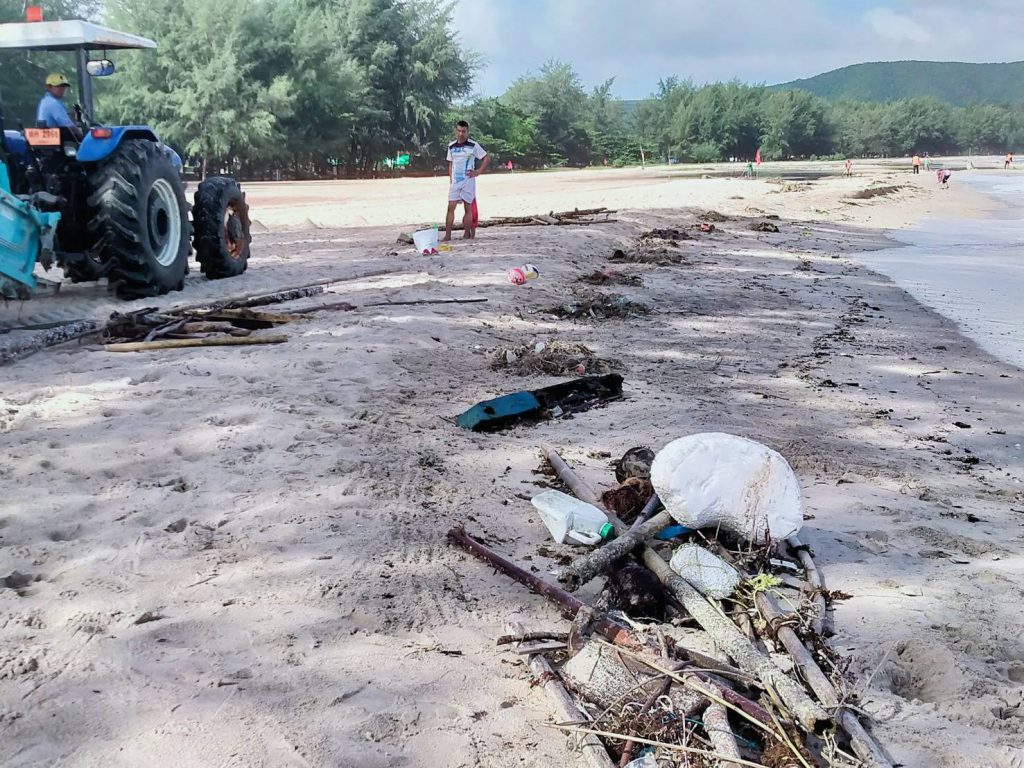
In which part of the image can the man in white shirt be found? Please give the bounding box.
[443,120,490,240]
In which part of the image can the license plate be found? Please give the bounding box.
[25,128,61,146]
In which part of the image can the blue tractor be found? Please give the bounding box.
[0,19,251,299]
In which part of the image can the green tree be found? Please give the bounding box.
[883,97,956,155]
[671,81,763,161]
[102,0,295,178]
[956,104,1011,154]
[456,98,539,165]
[342,0,478,175]
[503,60,590,165]
[759,90,832,160]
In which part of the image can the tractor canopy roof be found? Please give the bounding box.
[0,20,156,52]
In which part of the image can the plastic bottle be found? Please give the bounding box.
[530,490,614,545]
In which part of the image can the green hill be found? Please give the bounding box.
[772,61,1024,106]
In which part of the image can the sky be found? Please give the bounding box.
[459,0,1022,99]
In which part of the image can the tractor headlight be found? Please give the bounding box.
[63,143,78,158]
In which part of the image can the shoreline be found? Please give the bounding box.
[856,171,1024,370]
[2,168,1023,767]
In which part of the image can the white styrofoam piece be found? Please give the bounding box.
[669,544,741,599]
[651,432,804,544]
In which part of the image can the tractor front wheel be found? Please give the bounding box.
[193,176,251,279]
[88,140,190,298]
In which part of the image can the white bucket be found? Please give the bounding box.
[412,228,438,254]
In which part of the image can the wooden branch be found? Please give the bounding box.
[703,701,744,768]
[450,526,768,727]
[169,268,397,315]
[557,511,674,590]
[104,335,288,352]
[528,654,617,768]
[226,285,325,309]
[446,526,641,651]
[541,446,830,734]
[194,308,296,325]
[284,300,357,314]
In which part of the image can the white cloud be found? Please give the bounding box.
[865,8,932,44]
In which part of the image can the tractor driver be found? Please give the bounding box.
[37,74,83,140]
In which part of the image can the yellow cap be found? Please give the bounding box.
[45,73,70,87]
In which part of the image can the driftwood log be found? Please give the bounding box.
[541,446,831,734]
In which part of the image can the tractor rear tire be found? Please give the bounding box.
[193,176,251,279]
[88,140,190,299]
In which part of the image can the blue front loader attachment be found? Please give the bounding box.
[0,160,61,299]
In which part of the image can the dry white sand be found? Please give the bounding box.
[2,165,1022,767]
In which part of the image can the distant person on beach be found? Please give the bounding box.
[924,154,932,171]
[844,158,853,177]
[443,120,490,241]
[937,168,952,188]
[1005,152,1014,169]
[912,154,921,174]
[507,160,513,172]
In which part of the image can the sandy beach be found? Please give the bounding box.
[2,164,1023,768]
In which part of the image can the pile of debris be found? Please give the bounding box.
[547,289,651,320]
[490,339,622,377]
[102,306,291,352]
[449,433,893,768]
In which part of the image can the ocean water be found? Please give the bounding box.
[853,173,1024,369]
